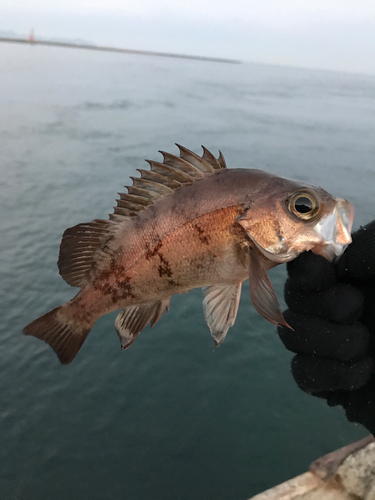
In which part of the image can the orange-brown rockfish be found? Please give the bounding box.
[23,145,354,364]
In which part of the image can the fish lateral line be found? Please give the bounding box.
[95,202,248,298]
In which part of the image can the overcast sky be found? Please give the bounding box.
[2,0,375,74]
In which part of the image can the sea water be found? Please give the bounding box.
[1,43,375,499]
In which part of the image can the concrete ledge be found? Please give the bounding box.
[249,436,375,500]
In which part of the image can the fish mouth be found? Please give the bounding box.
[311,198,354,262]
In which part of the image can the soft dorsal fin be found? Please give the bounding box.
[111,145,226,220]
[58,219,115,287]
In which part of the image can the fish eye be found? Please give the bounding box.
[288,190,321,221]
[295,196,313,213]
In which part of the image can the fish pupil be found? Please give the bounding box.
[294,196,313,213]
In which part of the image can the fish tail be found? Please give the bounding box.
[22,304,92,364]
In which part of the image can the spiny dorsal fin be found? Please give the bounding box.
[58,219,115,287]
[217,151,227,169]
[112,145,226,220]
[159,152,204,178]
[175,144,216,173]
[202,146,224,170]
[147,160,192,184]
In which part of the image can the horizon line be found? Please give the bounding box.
[0,36,242,64]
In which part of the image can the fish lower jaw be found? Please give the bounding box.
[248,239,299,264]
[311,241,349,262]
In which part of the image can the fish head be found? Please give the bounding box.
[237,177,354,265]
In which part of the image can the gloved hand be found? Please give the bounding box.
[277,221,375,434]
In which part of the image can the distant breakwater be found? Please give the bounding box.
[0,37,242,64]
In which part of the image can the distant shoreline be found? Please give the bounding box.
[0,37,242,64]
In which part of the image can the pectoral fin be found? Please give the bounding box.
[202,283,242,346]
[248,249,291,329]
[115,298,170,350]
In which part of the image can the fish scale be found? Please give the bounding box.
[122,206,249,299]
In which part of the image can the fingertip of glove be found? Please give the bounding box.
[277,310,369,361]
[291,354,374,393]
[337,221,375,280]
[284,282,364,324]
[286,252,337,292]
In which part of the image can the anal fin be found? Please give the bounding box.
[115,298,170,350]
[202,283,242,347]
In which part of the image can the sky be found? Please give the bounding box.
[2,0,375,74]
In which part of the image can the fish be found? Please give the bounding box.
[23,145,354,364]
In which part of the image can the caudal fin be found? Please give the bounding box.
[22,306,91,364]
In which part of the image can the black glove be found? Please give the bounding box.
[277,221,375,434]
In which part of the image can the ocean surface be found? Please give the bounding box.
[1,43,375,500]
